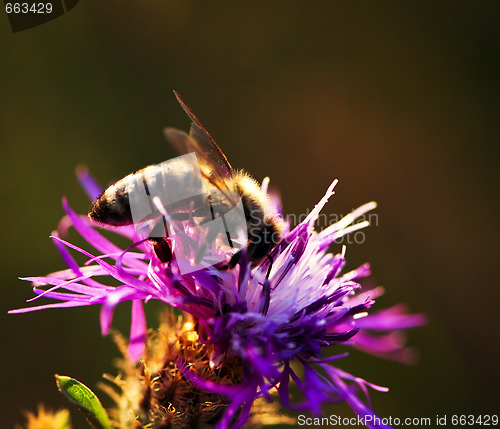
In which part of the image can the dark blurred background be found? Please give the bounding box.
[1,1,499,427]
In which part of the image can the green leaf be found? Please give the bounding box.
[55,374,112,429]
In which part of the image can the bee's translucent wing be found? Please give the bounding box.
[164,128,241,220]
[164,127,208,162]
[165,128,236,197]
[172,91,234,180]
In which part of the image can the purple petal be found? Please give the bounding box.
[128,299,146,362]
[100,287,141,335]
[51,236,111,289]
[353,331,419,364]
[32,289,94,302]
[356,304,428,331]
[325,366,392,429]
[23,275,108,302]
[51,235,156,296]
[9,300,89,313]
[61,199,148,271]
[76,165,103,201]
[216,387,256,429]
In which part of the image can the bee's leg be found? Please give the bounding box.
[225,247,274,273]
[152,239,173,263]
[265,254,274,280]
[218,212,235,249]
[213,248,245,271]
[254,255,275,315]
[258,277,271,315]
[227,249,243,269]
[149,218,172,263]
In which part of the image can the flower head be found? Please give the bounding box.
[12,167,425,429]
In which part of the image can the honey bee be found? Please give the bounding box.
[89,91,283,268]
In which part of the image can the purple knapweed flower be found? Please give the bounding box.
[11,168,425,429]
